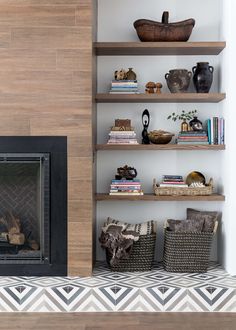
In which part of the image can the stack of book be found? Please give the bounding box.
[109,179,144,196]
[177,131,209,145]
[160,175,188,188]
[107,119,138,145]
[108,130,138,144]
[207,117,225,145]
[109,80,139,94]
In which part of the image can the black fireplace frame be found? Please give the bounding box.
[0,136,67,276]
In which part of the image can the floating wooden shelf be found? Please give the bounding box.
[95,93,226,103]
[96,193,225,202]
[94,42,226,56]
[96,144,225,151]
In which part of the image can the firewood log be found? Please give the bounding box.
[8,233,25,245]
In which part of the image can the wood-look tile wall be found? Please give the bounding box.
[0,0,95,276]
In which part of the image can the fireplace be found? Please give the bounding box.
[0,137,67,276]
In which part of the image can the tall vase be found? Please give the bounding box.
[192,62,214,93]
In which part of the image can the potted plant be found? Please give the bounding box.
[167,110,198,131]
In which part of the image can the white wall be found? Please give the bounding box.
[219,0,236,275]
[96,0,224,263]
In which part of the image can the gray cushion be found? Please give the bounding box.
[167,218,204,233]
[186,208,220,232]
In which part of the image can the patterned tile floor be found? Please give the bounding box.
[0,262,236,312]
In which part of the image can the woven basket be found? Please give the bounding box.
[163,221,218,273]
[153,178,213,196]
[106,233,156,272]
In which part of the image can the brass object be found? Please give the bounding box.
[186,171,206,186]
[181,120,189,132]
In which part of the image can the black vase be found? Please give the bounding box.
[189,116,203,131]
[192,62,214,93]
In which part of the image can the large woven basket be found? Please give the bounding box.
[163,221,218,273]
[153,178,213,196]
[106,233,156,272]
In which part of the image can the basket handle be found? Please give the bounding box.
[162,11,169,24]
[208,178,213,187]
[153,178,157,189]
[213,221,218,234]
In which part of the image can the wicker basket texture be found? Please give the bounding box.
[153,178,213,196]
[163,221,218,273]
[106,234,156,272]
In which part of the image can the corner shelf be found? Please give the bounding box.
[96,193,225,202]
[94,42,226,56]
[95,93,226,103]
[96,144,225,151]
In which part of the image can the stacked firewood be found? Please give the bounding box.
[0,212,25,245]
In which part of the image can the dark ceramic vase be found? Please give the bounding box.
[165,69,192,93]
[192,62,214,93]
[189,116,203,131]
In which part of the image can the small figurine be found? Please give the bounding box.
[114,69,127,81]
[156,82,163,94]
[126,68,137,81]
[145,82,156,94]
[142,109,150,144]
[116,165,138,180]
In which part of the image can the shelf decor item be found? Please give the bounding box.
[153,178,213,196]
[186,171,206,186]
[107,119,138,145]
[163,219,218,273]
[142,109,150,144]
[207,117,225,145]
[189,116,203,131]
[126,68,137,81]
[165,69,192,93]
[156,83,163,94]
[177,130,209,145]
[100,218,156,272]
[145,82,156,94]
[167,110,198,132]
[148,130,174,144]
[116,165,137,180]
[192,62,214,93]
[134,11,195,42]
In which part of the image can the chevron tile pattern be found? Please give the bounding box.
[0,263,235,312]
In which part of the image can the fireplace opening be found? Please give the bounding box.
[0,137,67,276]
[0,154,50,264]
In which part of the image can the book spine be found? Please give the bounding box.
[163,175,183,179]
[210,118,214,145]
[207,119,211,144]
[111,180,140,183]
[221,118,225,145]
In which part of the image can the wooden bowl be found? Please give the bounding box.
[134,11,195,42]
[148,130,174,144]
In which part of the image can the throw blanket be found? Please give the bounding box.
[99,218,154,266]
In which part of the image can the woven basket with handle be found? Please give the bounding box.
[153,178,213,196]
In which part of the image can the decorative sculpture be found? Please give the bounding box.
[142,109,150,144]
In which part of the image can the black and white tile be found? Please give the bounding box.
[0,262,235,312]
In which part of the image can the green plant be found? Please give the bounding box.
[167,110,198,122]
